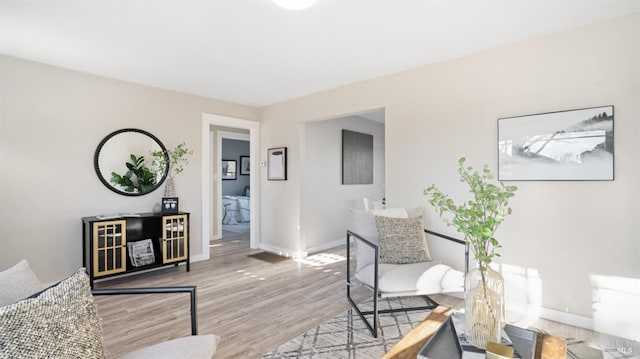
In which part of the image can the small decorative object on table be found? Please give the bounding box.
[424,157,517,349]
[485,342,514,359]
[162,197,179,214]
[451,312,521,359]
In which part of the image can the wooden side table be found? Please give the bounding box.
[382,306,453,359]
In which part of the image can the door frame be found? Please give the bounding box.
[201,113,260,258]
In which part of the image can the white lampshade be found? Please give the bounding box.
[273,0,317,10]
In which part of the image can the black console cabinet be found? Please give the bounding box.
[82,212,189,286]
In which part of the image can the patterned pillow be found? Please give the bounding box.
[374,215,432,264]
[0,268,106,358]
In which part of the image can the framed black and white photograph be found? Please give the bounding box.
[222,159,237,180]
[268,147,287,180]
[240,156,250,175]
[498,105,614,181]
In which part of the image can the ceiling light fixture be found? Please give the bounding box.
[273,0,317,10]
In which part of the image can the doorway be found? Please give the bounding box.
[299,108,385,254]
[201,113,260,261]
[219,134,251,240]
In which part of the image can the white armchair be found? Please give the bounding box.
[362,197,385,211]
[347,208,467,337]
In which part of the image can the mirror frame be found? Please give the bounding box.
[94,128,169,196]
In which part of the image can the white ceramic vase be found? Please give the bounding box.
[164,177,176,197]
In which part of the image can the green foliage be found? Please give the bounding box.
[110,154,157,193]
[150,142,193,180]
[423,157,517,274]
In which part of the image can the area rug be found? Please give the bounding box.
[262,297,431,358]
[262,298,639,359]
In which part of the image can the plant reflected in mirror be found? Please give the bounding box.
[94,128,169,196]
[109,154,157,193]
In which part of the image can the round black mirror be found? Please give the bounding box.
[94,128,169,196]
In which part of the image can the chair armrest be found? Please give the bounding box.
[91,286,198,335]
[346,230,379,273]
[346,230,379,251]
[424,229,469,277]
[346,230,380,298]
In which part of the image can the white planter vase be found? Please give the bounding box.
[164,177,176,197]
[464,267,504,349]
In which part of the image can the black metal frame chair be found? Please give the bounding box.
[92,286,198,335]
[346,229,468,338]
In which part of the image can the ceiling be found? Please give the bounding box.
[2,0,639,108]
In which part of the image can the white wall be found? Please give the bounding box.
[0,55,256,283]
[258,13,640,327]
[301,115,385,252]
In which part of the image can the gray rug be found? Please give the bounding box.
[262,297,431,358]
[262,298,639,358]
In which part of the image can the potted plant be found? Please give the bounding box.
[151,142,193,197]
[424,157,517,349]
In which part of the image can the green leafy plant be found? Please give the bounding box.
[150,142,193,180]
[110,154,156,193]
[423,157,517,275]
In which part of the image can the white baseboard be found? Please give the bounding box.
[540,306,594,331]
[259,243,307,259]
[306,239,344,254]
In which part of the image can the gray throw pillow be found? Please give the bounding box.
[374,215,432,264]
[0,268,106,358]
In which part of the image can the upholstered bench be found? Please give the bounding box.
[0,260,219,359]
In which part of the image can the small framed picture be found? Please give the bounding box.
[268,147,287,181]
[240,156,250,175]
[222,159,237,180]
[161,197,179,214]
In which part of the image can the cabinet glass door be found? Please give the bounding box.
[162,215,188,263]
[93,220,127,277]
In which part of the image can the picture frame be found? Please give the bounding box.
[342,129,373,185]
[267,147,287,180]
[498,105,614,181]
[221,159,237,180]
[161,197,179,214]
[240,156,250,175]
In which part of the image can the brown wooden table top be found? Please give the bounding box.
[382,305,453,359]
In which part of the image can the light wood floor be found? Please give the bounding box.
[95,231,627,358]
[96,231,353,358]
